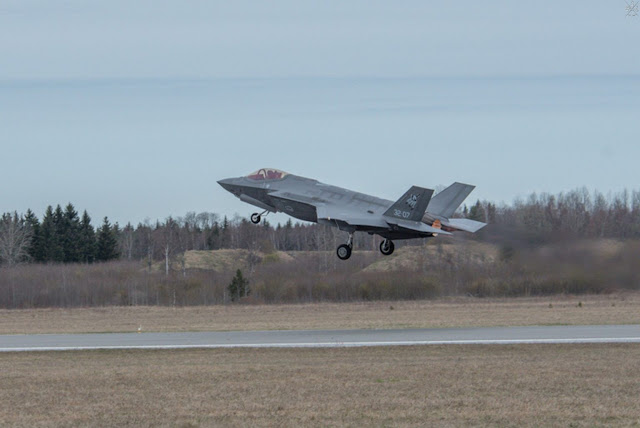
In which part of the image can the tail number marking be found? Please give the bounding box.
[394,209,411,219]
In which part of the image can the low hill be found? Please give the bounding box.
[152,249,295,273]
[183,249,295,272]
[361,240,499,273]
[160,239,622,276]
[165,240,499,274]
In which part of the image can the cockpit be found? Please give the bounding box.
[246,168,289,181]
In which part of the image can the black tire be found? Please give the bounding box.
[380,240,395,256]
[336,244,352,260]
[250,213,261,224]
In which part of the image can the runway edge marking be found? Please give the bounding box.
[2,337,640,352]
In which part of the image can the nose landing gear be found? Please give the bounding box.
[250,210,269,224]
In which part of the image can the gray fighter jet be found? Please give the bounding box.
[218,168,486,260]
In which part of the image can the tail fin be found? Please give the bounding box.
[383,186,434,222]
[427,182,475,218]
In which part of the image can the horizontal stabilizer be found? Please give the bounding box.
[427,182,475,218]
[383,186,434,222]
[443,218,487,233]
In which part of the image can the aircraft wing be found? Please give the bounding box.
[271,191,451,234]
[316,205,388,228]
[269,191,386,228]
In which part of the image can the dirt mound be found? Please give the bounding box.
[362,241,499,272]
[182,249,293,272]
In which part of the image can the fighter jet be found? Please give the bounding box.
[218,168,486,260]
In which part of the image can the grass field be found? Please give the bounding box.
[1,292,639,334]
[1,344,639,427]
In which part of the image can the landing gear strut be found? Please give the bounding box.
[250,210,268,224]
[336,233,354,260]
[380,239,395,256]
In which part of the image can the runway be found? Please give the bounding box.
[1,325,639,352]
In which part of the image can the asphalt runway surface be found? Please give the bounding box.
[1,325,639,352]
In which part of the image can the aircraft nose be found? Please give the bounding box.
[217,178,239,193]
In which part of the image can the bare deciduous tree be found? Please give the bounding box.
[0,212,33,267]
[158,217,179,277]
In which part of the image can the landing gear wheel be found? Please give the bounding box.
[250,213,261,224]
[380,239,395,256]
[337,244,352,260]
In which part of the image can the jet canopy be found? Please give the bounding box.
[246,168,288,181]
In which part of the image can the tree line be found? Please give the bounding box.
[2,238,638,308]
[1,187,640,267]
[467,188,640,245]
[0,204,119,266]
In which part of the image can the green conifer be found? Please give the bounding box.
[228,269,249,302]
[41,205,64,262]
[95,217,120,262]
[23,209,43,262]
[62,203,81,263]
[468,200,486,222]
[79,210,96,263]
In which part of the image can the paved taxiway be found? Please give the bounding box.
[1,325,639,352]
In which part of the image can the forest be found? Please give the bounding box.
[0,187,639,308]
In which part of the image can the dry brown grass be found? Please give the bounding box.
[1,344,639,427]
[1,292,639,334]
[362,241,499,272]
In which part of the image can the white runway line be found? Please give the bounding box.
[2,325,639,352]
[2,337,640,352]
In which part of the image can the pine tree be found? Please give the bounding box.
[62,203,81,263]
[23,209,43,262]
[40,205,64,262]
[78,210,96,263]
[95,217,120,262]
[283,218,294,250]
[220,216,230,248]
[227,269,249,302]
[52,205,66,262]
[468,200,486,222]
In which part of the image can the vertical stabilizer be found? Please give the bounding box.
[383,186,434,222]
[427,182,475,218]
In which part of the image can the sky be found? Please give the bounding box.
[1,1,639,225]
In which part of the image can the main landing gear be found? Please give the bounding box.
[336,234,395,260]
[336,233,354,260]
[250,210,269,224]
[380,239,395,256]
